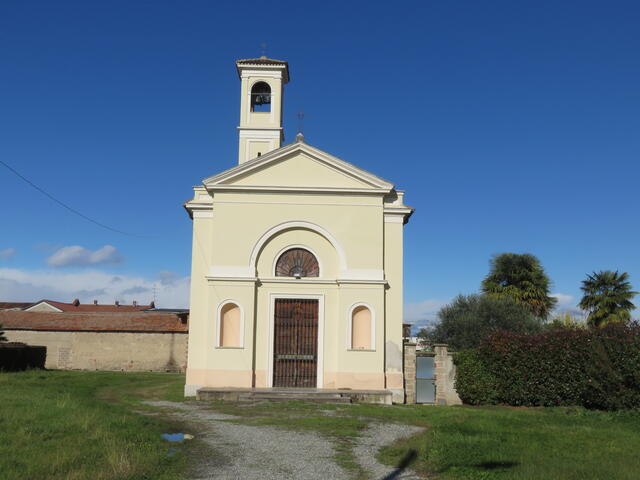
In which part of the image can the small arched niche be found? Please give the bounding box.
[350,305,373,350]
[275,248,319,278]
[251,81,271,112]
[218,301,242,348]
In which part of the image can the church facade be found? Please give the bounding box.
[184,57,413,402]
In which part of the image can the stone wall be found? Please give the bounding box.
[4,330,188,372]
[403,343,417,404]
[434,344,462,406]
[403,342,462,405]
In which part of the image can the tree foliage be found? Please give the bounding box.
[579,270,637,327]
[427,294,542,350]
[0,323,6,342]
[481,253,557,319]
[545,312,587,330]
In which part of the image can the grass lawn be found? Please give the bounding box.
[0,370,189,480]
[2,370,640,480]
[200,396,640,480]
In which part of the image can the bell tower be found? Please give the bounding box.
[236,57,290,164]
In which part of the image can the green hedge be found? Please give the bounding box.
[454,323,640,410]
[0,343,47,372]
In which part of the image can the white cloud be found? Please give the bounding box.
[551,293,574,306]
[46,245,124,268]
[0,248,17,260]
[404,298,450,330]
[551,292,584,317]
[0,268,190,308]
[156,270,181,285]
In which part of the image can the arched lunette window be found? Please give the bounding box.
[251,82,271,112]
[349,304,374,350]
[275,248,319,278]
[217,301,243,348]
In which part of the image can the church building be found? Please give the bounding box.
[184,57,413,403]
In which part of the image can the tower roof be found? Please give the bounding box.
[236,56,290,83]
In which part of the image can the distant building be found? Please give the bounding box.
[22,298,155,313]
[0,302,32,310]
[0,299,188,372]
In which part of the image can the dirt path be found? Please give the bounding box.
[146,401,425,480]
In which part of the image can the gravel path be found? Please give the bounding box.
[354,423,425,479]
[147,401,348,480]
[146,401,425,479]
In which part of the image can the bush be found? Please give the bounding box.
[425,294,542,350]
[0,343,47,371]
[453,350,499,405]
[454,323,640,410]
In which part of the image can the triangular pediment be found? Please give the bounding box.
[203,141,394,193]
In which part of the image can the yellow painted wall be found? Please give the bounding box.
[185,148,410,402]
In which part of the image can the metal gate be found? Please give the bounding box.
[416,355,436,403]
[273,299,319,388]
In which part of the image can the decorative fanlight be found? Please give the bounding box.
[275,248,319,278]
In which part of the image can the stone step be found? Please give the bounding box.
[245,390,344,398]
[238,394,352,403]
[196,387,393,405]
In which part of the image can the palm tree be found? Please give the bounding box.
[481,253,557,319]
[579,270,637,327]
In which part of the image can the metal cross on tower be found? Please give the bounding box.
[297,112,305,134]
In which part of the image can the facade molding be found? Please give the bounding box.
[248,221,348,274]
[238,127,283,134]
[207,185,390,195]
[193,211,213,218]
[206,276,258,283]
[260,278,338,286]
[384,214,404,223]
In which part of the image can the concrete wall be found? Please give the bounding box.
[4,330,187,372]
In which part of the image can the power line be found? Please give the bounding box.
[1,158,149,238]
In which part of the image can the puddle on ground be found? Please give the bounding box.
[162,433,194,443]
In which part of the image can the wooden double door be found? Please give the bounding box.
[273,299,319,388]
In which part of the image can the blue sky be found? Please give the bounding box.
[1,1,639,324]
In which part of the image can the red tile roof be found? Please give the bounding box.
[0,311,188,333]
[26,300,153,312]
[0,302,32,310]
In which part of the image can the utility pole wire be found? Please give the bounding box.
[0,158,147,238]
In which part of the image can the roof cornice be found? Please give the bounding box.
[202,141,395,193]
[235,57,290,83]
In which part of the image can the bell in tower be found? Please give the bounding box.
[250,82,271,112]
[236,57,290,164]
